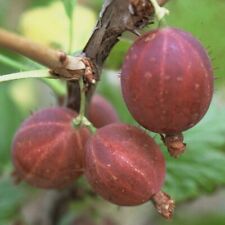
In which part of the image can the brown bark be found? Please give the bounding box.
[66,0,168,111]
[0,29,86,80]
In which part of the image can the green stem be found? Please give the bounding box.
[158,18,168,28]
[73,77,96,133]
[68,15,74,54]
[68,0,77,54]
[0,54,66,96]
[0,54,29,71]
[83,118,96,134]
[0,69,50,83]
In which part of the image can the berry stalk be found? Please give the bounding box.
[152,191,175,219]
[73,77,96,134]
[161,133,186,158]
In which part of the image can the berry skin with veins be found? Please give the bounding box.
[85,123,174,219]
[88,95,119,128]
[12,107,90,189]
[121,27,214,157]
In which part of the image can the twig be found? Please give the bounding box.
[0,28,63,69]
[66,0,168,110]
[0,28,86,79]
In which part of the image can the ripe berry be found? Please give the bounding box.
[88,95,119,128]
[12,107,90,189]
[121,27,214,157]
[85,123,174,219]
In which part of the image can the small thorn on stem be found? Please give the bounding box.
[152,191,175,219]
[91,79,96,84]
[129,29,141,37]
[161,133,186,158]
[128,4,135,15]
[58,51,67,65]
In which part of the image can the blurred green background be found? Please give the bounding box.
[0,0,225,225]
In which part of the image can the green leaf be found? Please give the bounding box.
[105,39,132,70]
[60,0,77,53]
[162,98,225,202]
[0,175,27,223]
[97,71,135,124]
[0,0,12,27]
[166,0,225,83]
[0,54,29,71]
[61,0,77,19]
[0,84,24,173]
[30,0,55,8]
[0,55,66,96]
[20,2,97,52]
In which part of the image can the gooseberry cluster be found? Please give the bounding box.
[11,26,213,219]
[12,95,118,189]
